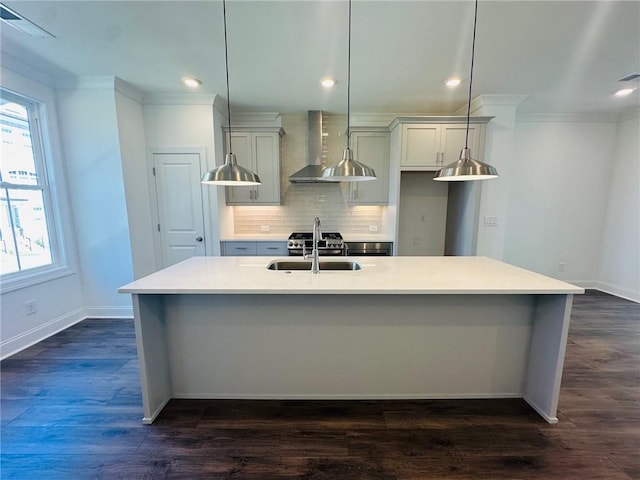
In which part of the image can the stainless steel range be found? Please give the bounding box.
[287,232,345,256]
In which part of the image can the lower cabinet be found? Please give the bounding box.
[221,241,288,256]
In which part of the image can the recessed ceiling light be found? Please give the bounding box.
[183,77,202,88]
[445,77,461,88]
[614,87,636,97]
[320,77,336,88]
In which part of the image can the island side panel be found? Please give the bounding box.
[132,293,172,424]
[523,294,574,424]
[163,294,534,401]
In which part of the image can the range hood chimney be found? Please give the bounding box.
[288,111,339,183]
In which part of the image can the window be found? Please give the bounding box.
[0,90,61,283]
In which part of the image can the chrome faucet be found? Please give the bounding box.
[305,216,322,274]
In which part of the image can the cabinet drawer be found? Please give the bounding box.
[256,242,288,256]
[222,242,257,256]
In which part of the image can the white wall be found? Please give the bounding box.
[56,81,134,316]
[398,172,448,255]
[142,99,221,258]
[114,85,156,279]
[504,118,617,284]
[597,111,640,301]
[0,64,85,358]
[470,96,525,260]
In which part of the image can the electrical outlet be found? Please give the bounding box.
[412,236,421,246]
[369,225,378,233]
[25,300,37,315]
[559,262,566,272]
[261,225,270,233]
[484,216,499,227]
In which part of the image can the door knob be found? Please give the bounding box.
[195,236,203,242]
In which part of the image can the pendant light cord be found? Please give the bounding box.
[346,0,352,149]
[465,0,478,149]
[223,0,233,155]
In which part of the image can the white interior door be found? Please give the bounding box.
[152,153,206,267]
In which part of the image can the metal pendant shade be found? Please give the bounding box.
[433,148,498,182]
[322,0,377,183]
[322,148,376,182]
[201,153,261,186]
[433,0,498,182]
[201,0,261,187]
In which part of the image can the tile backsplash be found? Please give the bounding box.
[232,113,385,236]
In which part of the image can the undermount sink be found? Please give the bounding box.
[267,259,362,271]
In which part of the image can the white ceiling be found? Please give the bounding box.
[1,0,639,115]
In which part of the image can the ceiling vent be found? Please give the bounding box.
[0,3,55,38]
[617,73,640,82]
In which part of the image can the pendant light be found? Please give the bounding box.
[322,0,376,182]
[434,0,498,182]
[201,0,261,186]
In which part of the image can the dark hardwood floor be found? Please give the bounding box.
[1,290,638,479]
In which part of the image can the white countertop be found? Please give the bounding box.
[220,235,287,241]
[220,235,395,242]
[118,256,584,295]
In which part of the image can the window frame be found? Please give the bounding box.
[0,88,71,293]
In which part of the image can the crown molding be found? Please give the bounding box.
[222,125,285,136]
[350,113,396,128]
[55,75,116,90]
[142,93,217,105]
[213,95,227,116]
[230,112,282,127]
[1,53,57,88]
[516,112,621,123]
[388,115,494,131]
[463,94,529,115]
[114,77,144,103]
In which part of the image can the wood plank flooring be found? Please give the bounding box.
[1,290,638,479]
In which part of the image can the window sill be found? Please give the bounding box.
[0,265,76,294]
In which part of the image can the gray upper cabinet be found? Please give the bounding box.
[224,128,283,205]
[398,121,486,170]
[349,129,390,205]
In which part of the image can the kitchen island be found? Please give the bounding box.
[118,256,583,424]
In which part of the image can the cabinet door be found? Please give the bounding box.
[222,241,257,256]
[253,133,280,205]
[401,124,440,169]
[226,132,254,204]
[256,241,288,256]
[350,131,390,204]
[440,124,481,165]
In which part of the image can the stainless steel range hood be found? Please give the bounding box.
[288,111,339,183]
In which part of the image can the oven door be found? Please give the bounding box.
[288,240,345,256]
[345,242,393,256]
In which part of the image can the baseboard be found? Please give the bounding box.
[84,306,134,318]
[523,397,558,425]
[590,282,640,304]
[171,393,524,400]
[0,308,86,360]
